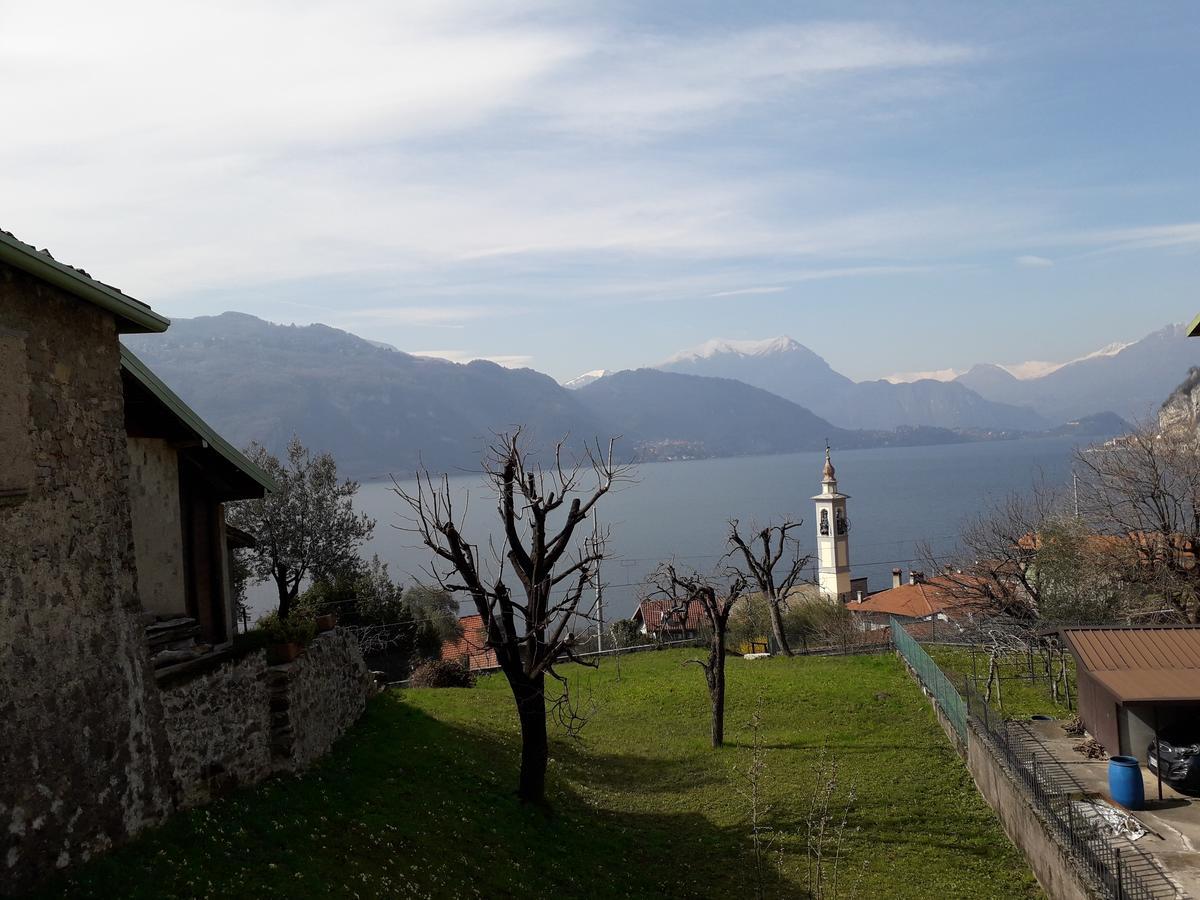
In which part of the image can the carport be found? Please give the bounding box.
[1059,626,1200,796]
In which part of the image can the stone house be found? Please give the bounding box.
[633,598,708,641]
[0,230,371,894]
[121,345,274,657]
[440,614,499,671]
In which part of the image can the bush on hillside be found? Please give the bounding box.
[410,659,476,688]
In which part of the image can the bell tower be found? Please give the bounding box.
[812,445,852,602]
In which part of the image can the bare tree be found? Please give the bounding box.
[651,562,747,747]
[917,481,1068,620]
[727,519,812,656]
[228,437,375,621]
[394,430,632,803]
[1074,424,1200,623]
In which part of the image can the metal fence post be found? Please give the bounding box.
[1115,848,1124,900]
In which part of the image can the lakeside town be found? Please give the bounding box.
[5,5,1200,899]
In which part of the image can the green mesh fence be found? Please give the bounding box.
[890,617,967,741]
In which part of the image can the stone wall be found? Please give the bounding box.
[126,437,186,618]
[158,653,274,808]
[270,630,374,771]
[0,263,174,893]
[154,630,372,811]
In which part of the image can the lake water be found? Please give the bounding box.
[247,436,1081,621]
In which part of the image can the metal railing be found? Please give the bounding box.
[963,684,1185,900]
[891,619,1186,900]
[890,618,967,740]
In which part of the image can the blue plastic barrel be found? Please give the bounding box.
[1108,756,1145,810]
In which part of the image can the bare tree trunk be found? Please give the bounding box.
[769,602,793,657]
[513,674,548,804]
[708,630,727,747]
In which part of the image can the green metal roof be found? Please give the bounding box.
[120,345,276,495]
[0,229,169,334]
[1187,313,1200,338]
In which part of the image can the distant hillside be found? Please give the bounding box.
[660,336,1047,431]
[957,323,1200,423]
[1045,412,1131,437]
[125,313,1088,480]
[124,313,612,479]
[575,369,858,459]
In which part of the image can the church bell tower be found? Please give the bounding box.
[813,445,852,602]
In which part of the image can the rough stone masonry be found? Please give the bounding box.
[0,263,175,892]
[0,261,374,894]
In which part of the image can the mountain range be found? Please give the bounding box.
[657,337,1047,431]
[122,312,1185,479]
[649,325,1200,431]
[953,324,1192,424]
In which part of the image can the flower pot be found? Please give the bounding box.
[316,614,337,632]
[268,641,304,664]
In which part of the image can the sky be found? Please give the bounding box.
[2,1,1198,382]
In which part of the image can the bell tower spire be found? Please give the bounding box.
[813,445,852,602]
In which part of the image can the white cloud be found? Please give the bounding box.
[883,368,962,384]
[537,23,976,139]
[708,286,787,298]
[411,349,534,367]
[332,305,528,326]
[1016,254,1054,268]
[0,5,994,304]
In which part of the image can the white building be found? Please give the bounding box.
[813,446,855,602]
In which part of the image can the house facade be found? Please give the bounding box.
[1,230,180,890]
[0,230,370,893]
[633,598,708,641]
[441,614,500,671]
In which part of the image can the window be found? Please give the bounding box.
[835,510,849,535]
[0,331,33,504]
[819,509,830,536]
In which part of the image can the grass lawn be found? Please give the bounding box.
[925,644,1076,720]
[43,650,1040,899]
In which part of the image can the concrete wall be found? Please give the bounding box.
[898,652,1097,900]
[0,262,174,893]
[126,437,187,618]
[965,723,1094,900]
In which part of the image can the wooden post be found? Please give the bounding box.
[1154,705,1163,802]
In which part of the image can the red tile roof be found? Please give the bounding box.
[440,614,498,671]
[634,598,708,633]
[850,576,985,621]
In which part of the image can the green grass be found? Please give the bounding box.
[925,644,1076,721]
[43,650,1040,899]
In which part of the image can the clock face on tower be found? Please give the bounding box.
[819,509,830,536]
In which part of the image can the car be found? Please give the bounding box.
[1147,732,1200,796]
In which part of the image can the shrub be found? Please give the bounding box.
[410,659,476,688]
[258,611,317,646]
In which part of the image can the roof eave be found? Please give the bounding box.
[120,346,277,495]
[0,230,169,334]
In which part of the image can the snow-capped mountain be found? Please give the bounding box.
[660,336,1045,432]
[956,324,1198,422]
[662,336,807,364]
[563,369,612,389]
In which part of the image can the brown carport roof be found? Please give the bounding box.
[1059,626,1200,702]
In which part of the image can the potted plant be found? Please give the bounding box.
[260,613,317,664]
[316,613,337,632]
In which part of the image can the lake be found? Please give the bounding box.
[247,436,1082,621]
